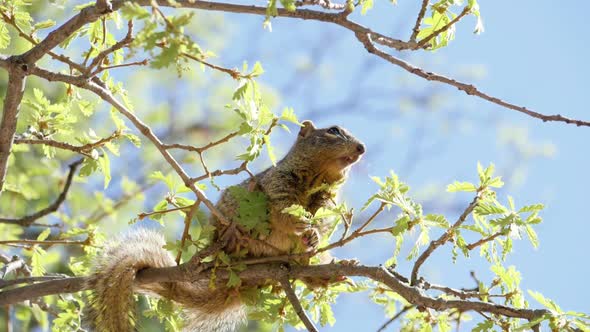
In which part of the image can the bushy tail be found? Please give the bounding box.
[85,229,246,332]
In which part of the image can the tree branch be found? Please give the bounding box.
[354,32,590,127]
[0,262,551,323]
[0,66,26,193]
[279,276,319,332]
[130,0,590,126]
[0,158,83,226]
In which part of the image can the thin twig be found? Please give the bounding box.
[295,0,346,10]
[90,59,148,77]
[88,20,134,72]
[0,275,68,289]
[466,231,506,250]
[415,6,470,49]
[179,51,245,80]
[377,305,413,332]
[163,130,240,153]
[318,203,387,253]
[410,192,481,285]
[175,201,201,265]
[138,205,190,220]
[14,131,121,157]
[410,0,430,42]
[279,276,319,332]
[0,238,91,247]
[87,181,155,224]
[0,158,83,226]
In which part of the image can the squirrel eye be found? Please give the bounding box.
[327,127,342,137]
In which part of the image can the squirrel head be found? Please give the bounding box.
[285,120,365,184]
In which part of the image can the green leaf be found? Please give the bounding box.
[33,19,56,31]
[514,315,550,331]
[36,228,51,241]
[475,202,507,215]
[279,0,296,11]
[319,303,336,326]
[282,204,312,220]
[390,216,409,236]
[0,22,11,49]
[264,134,277,166]
[228,186,270,236]
[77,100,94,116]
[424,214,449,228]
[121,2,151,20]
[250,61,265,77]
[518,203,544,213]
[280,107,300,125]
[31,246,47,276]
[487,176,504,188]
[447,181,477,192]
[361,0,373,14]
[472,320,494,332]
[97,149,111,189]
[227,269,241,288]
[524,225,539,248]
[528,290,562,312]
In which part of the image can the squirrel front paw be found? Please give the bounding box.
[293,219,313,235]
[301,228,320,251]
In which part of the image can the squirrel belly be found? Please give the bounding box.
[85,229,245,332]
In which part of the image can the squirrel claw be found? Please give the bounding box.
[294,220,312,234]
[301,228,320,250]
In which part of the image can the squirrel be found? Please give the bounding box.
[85,120,365,332]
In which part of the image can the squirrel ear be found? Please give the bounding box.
[298,120,316,138]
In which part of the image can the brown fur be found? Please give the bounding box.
[86,121,364,331]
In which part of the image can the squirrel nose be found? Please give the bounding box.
[356,143,365,155]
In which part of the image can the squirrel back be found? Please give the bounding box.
[85,229,245,332]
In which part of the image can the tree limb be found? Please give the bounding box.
[0,66,26,193]
[0,262,551,323]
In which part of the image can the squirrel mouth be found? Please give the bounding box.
[339,154,361,166]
